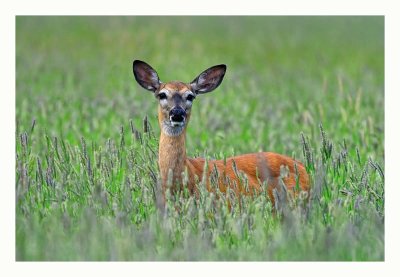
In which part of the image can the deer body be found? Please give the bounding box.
[133,60,310,204]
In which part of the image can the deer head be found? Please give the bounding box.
[132,60,227,137]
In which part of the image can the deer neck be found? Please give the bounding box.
[158,126,188,190]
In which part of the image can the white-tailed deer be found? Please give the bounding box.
[132,60,310,206]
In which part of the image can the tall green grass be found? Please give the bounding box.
[16,16,384,260]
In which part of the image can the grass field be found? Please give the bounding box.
[15,16,384,261]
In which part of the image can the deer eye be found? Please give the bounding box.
[186,94,195,102]
[158,93,167,100]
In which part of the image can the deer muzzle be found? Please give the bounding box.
[169,107,186,126]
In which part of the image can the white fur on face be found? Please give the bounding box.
[159,98,168,107]
[158,90,193,137]
[183,91,195,108]
[162,120,185,137]
[157,89,170,109]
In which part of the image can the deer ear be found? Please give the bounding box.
[190,64,226,94]
[133,60,161,92]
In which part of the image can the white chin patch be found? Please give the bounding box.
[162,120,185,136]
[170,121,185,127]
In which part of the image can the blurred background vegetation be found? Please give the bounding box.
[16,16,384,260]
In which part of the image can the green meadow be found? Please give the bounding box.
[15,16,384,260]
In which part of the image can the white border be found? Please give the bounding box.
[0,0,391,15]
[2,1,399,276]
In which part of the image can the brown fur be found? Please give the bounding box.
[156,82,310,205]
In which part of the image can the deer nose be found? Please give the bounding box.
[169,107,186,123]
